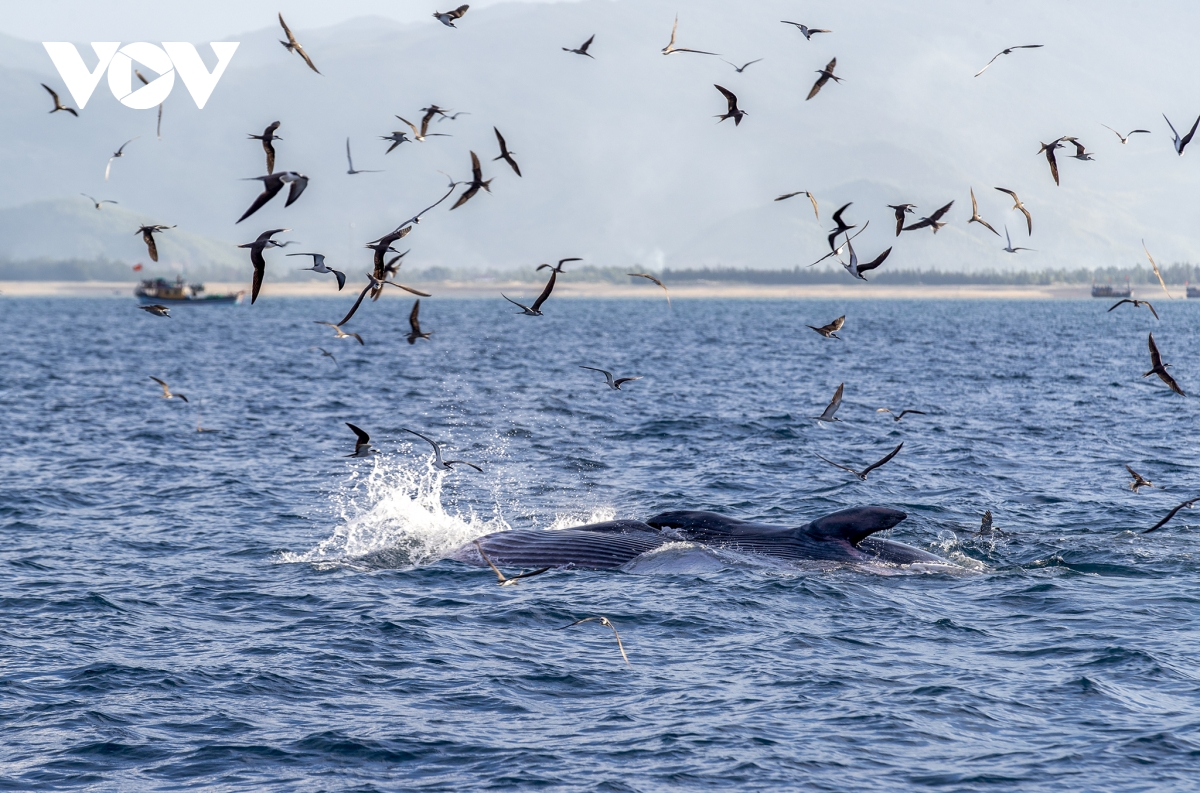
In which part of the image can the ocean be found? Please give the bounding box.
[2,295,1198,791]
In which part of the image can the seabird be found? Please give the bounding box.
[248,121,282,174]
[420,104,451,122]
[401,427,482,471]
[278,13,320,74]
[827,202,856,251]
[1164,113,1200,156]
[841,240,892,281]
[149,376,187,402]
[661,15,718,56]
[1108,298,1158,321]
[1126,465,1154,493]
[781,22,830,40]
[81,194,117,210]
[876,408,927,422]
[887,204,915,236]
[363,228,428,301]
[384,252,409,281]
[1144,499,1200,534]
[236,228,290,304]
[309,346,338,366]
[627,273,670,305]
[806,58,841,101]
[474,541,549,586]
[537,257,583,274]
[1144,332,1185,396]
[104,137,139,181]
[967,188,1000,236]
[816,442,904,481]
[41,83,77,116]
[380,129,411,153]
[139,304,170,317]
[493,127,521,177]
[580,366,642,391]
[994,187,1032,235]
[813,383,844,422]
[438,111,470,122]
[345,138,381,174]
[556,616,630,666]
[345,423,377,457]
[335,271,430,328]
[714,84,747,125]
[134,70,163,139]
[973,44,1043,77]
[433,5,469,27]
[807,315,844,340]
[406,300,432,344]
[315,321,364,346]
[1142,240,1173,300]
[1002,226,1034,254]
[236,171,308,223]
[135,224,175,262]
[777,191,820,220]
[563,35,596,58]
[1062,137,1095,161]
[1038,139,1064,185]
[809,223,869,268]
[723,58,763,73]
[383,183,460,233]
[1101,124,1150,145]
[394,115,450,143]
[902,201,954,233]
[450,151,492,210]
[503,268,557,316]
[287,252,346,290]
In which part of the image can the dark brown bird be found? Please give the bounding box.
[1145,499,1200,534]
[236,228,290,304]
[827,202,856,251]
[433,5,470,27]
[450,151,492,210]
[807,315,844,339]
[903,201,954,233]
[781,22,831,40]
[841,241,893,281]
[236,171,308,224]
[503,268,557,316]
[1038,139,1064,186]
[134,70,163,139]
[537,257,583,274]
[335,272,430,328]
[563,34,596,58]
[816,442,904,481]
[1126,465,1154,493]
[886,204,915,236]
[580,366,642,391]
[365,227,414,300]
[1108,298,1159,320]
[876,408,927,422]
[394,114,450,143]
[41,83,77,116]
[628,273,670,305]
[1143,333,1185,396]
[493,128,521,177]
[406,300,431,344]
[994,187,1032,236]
[248,121,281,174]
[714,84,746,125]
[723,58,763,73]
[149,376,188,403]
[278,13,320,74]
[806,58,842,101]
[135,224,175,262]
[139,304,170,317]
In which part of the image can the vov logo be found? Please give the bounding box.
[42,42,239,110]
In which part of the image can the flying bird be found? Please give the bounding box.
[556,616,630,666]
[138,304,170,317]
[1164,113,1200,155]
[1142,240,1173,300]
[1062,137,1095,161]
[973,44,1043,77]
[473,541,550,586]
[335,271,430,328]
[345,423,377,457]
[237,228,290,304]
[310,346,338,366]
[493,127,521,177]
[380,129,411,153]
[406,300,432,345]
[713,84,747,125]
[503,268,557,316]
[236,171,308,223]
[438,111,471,122]
[149,376,187,403]
[1002,226,1034,254]
[394,115,450,143]
[966,188,1000,236]
[104,137,139,181]
[345,138,381,174]
[537,257,583,274]
[841,240,892,281]
[807,315,844,339]
[134,69,163,139]
[781,22,830,40]
[315,321,364,346]
[809,223,869,268]
[813,383,844,423]
[994,187,1032,235]
[723,58,763,73]
[887,204,915,236]
[450,151,492,210]
[661,15,718,56]
[563,34,596,58]
[41,83,77,116]
[1126,465,1154,493]
[806,58,842,101]
[816,442,904,481]
[248,121,281,174]
[287,252,345,290]
[135,224,174,262]
[580,366,642,391]
[1038,139,1064,185]
[777,191,819,220]
[627,272,670,305]
[401,428,482,471]
[1101,124,1150,145]
[1144,499,1200,534]
[278,13,320,74]
[827,202,856,251]
[1107,298,1158,320]
[433,5,469,27]
[903,201,954,233]
[1144,332,1185,396]
[81,194,116,210]
[876,408,927,422]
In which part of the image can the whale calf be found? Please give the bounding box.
[452,506,948,570]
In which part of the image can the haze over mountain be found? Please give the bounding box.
[2,0,1198,279]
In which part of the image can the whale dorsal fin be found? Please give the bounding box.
[802,507,907,546]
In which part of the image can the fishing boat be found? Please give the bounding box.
[135,276,244,305]
[1091,284,1131,299]
[1188,285,1200,299]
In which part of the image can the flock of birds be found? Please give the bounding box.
[38,8,1200,661]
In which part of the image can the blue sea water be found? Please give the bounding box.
[2,294,1199,792]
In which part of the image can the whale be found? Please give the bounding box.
[452,506,948,570]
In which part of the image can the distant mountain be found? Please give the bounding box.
[1,0,1197,276]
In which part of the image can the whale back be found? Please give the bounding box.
[459,520,666,570]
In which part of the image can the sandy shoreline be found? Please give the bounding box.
[0,280,1101,299]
